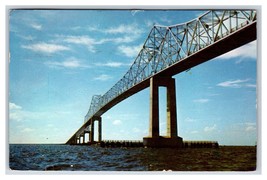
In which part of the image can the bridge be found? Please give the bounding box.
[66,10,257,147]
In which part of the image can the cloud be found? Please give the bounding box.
[217,79,256,88]
[9,102,22,110]
[184,117,196,122]
[193,99,209,103]
[9,102,70,122]
[94,74,112,81]
[88,23,144,44]
[45,57,90,69]
[17,34,35,41]
[245,84,257,88]
[57,27,142,54]
[63,35,97,53]
[9,112,23,122]
[21,128,35,133]
[131,10,144,16]
[245,126,256,132]
[108,36,136,44]
[112,120,122,125]
[9,102,23,121]
[89,23,143,36]
[105,23,143,35]
[22,43,70,54]
[30,23,42,30]
[94,61,130,68]
[61,35,136,53]
[244,122,256,132]
[204,124,217,132]
[9,108,42,122]
[190,130,199,134]
[118,44,143,58]
[217,41,257,62]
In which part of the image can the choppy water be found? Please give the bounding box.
[9,144,256,171]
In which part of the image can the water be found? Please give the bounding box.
[9,144,256,171]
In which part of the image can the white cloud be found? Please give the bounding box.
[9,112,23,122]
[9,102,71,123]
[89,23,143,36]
[94,74,112,81]
[110,36,136,44]
[217,41,257,62]
[217,79,256,88]
[18,35,35,41]
[9,102,23,121]
[22,43,70,54]
[204,124,217,132]
[245,84,257,88]
[61,35,136,53]
[112,120,122,125]
[184,117,196,122]
[245,122,256,132]
[9,102,22,110]
[193,99,209,103]
[105,23,143,35]
[95,61,130,68]
[45,57,90,69]
[30,23,42,30]
[245,126,256,132]
[118,44,143,58]
[63,35,97,53]
[190,130,199,134]
[21,128,35,133]
[131,10,144,16]
[64,35,95,45]
[88,23,144,44]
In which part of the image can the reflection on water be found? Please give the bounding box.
[9,144,256,171]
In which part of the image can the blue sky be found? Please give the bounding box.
[9,9,257,145]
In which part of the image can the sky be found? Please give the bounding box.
[8,9,257,145]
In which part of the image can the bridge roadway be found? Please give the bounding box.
[66,10,257,146]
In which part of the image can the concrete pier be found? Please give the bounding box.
[143,77,183,148]
[88,116,102,143]
[90,119,94,142]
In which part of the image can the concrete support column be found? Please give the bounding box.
[82,134,85,144]
[98,117,102,142]
[144,76,183,148]
[149,77,159,138]
[166,78,178,138]
[88,131,90,142]
[90,119,94,143]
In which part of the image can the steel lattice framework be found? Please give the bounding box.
[84,10,256,123]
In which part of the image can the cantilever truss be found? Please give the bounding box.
[84,10,257,123]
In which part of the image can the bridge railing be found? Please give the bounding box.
[84,10,256,123]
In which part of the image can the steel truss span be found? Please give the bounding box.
[66,10,257,143]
